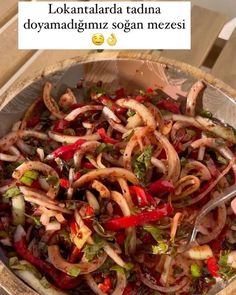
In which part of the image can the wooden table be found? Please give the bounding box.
[0,2,236,98]
[0,2,236,295]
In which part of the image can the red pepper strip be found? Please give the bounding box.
[50,139,86,160]
[115,88,125,99]
[135,95,150,103]
[98,276,112,293]
[14,238,80,289]
[68,246,83,263]
[129,186,148,207]
[81,162,95,169]
[103,203,173,230]
[147,87,153,93]
[26,116,40,128]
[157,99,180,114]
[59,178,70,189]
[129,186,157,207]
[148,180,174,194]
[97,128,119,144]
[207,257,219,277]
[53,119,70,132]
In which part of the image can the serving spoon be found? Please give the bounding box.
[187,183,236,247]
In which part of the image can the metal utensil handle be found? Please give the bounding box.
[189,183,236,244]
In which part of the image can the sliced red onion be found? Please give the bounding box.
[126,113,143,129]
[103,106,121,123]
[164,114,202,129]
[112,271,127,295]
[198,203,226,244]
[18,130,48,141]
[103,244,126,268]
[59,88,77,109]
[0,131,18,151]
[117,98,156,130]
[108,119,128,133]
[86,190,100,213]
[45,221,61,231]
[13,161,59,199]
[48,245,107,275]
[48,131,100,144]
[123,126,150,170]
[0,153,19,162]
[84,274,106,295]
[16,139,33,155]
[154,130,180,182]
[73,141,100,168]
[72,167,138,189]
[65,105,103,121]
[139,267,188,293]
[111,191,130,217]
[36,148,45,161]
[151,157,167,174]
[91,180,110,198]
[186,81,204,116]
[43,82,65,119]
[117,178,134,209]
[8,146,21,156]
[180,160,211,181]
[196,116,236,144]
[179,160,235,206]
[96,153,106,169]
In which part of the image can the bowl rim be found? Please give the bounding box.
[0,53,236,295]
[0,53,236,111]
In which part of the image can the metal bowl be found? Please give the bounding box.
[0,54,236,295]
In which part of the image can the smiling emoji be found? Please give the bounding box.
[92,33,104,46]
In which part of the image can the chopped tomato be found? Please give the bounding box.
[98,276,112,293]
[147,87,153,93]
[59,178,70,189]
[115,87,125,99]
[97,128,119,144]
[207,257,219,277]
[85,205,94,216]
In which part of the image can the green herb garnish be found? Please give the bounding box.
[83,236,106,261]
[191,263,202,278]
[143,224,163,242]
[68,267,81,277]
[152,241,168,254]
[3,186,20,198]
[132,145,154,183]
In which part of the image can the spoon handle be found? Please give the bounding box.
[189,183,236,244]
